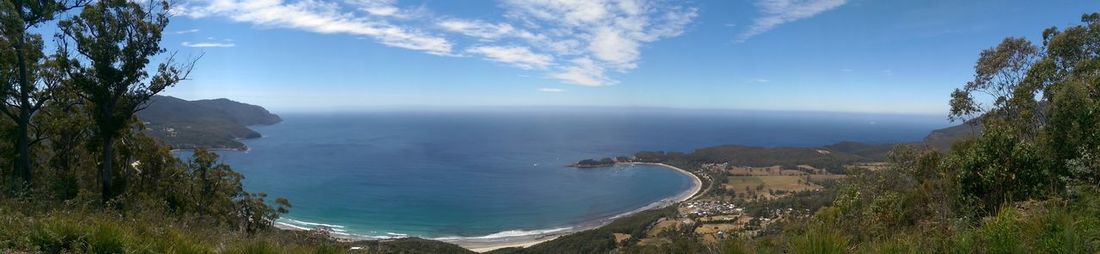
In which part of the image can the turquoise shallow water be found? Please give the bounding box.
[202,109,947,239]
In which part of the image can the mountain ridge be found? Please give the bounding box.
[138,95,281,150]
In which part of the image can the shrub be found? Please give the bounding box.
[787,226,847,254]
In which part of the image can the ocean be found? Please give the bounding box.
[202,108,949,240]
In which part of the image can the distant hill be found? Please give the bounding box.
[922,121,981,151]
[137,96,281,150]
[191,98,283,125]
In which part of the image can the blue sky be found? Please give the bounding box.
[159,0,1099,114]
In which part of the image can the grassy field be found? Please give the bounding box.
[647,219,684,238]
[694,223,740,238]
[725,176,819,191]
[727,166,801,176]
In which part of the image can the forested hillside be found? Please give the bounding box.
[0,0,315,252]
[138,96,281,150]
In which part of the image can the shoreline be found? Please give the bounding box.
[275,162,704,253]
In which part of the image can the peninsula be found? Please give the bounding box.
[137,96,282,150]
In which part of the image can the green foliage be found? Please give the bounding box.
[225,240,281,254]
[717,238,753,254]
[946,12,1100,216]
[949,127,1048,216]
[138,95,282,150]
[57,0,193,202]
[786,226,847,254]
[821,146,954,241]
[0,0,316,252]
[0,199,366,254]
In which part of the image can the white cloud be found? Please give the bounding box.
[550,57,614,86]
[490,0,697,85]
[174,28,200,34]
[466,46,553,70]
[345,0,429,19]
[538,88,564,93]
[175,0,453,55]
[348,0,399,16]
[749,78,770,83]
[437,19,515,40]
[177,0,697,86]
[739,0,847,42]
[182,41,236,48]
[588,26,639,69]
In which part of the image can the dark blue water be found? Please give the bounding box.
[208,109,948,239]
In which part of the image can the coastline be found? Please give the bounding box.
[275,162,704,253]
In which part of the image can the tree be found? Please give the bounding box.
[237,192,291,234]
[188,148,240,219]
[185,149,291,232]
[56,0,193,202]
[0,0,87,189]
[38,82,93,199]
[947,12,1100,215]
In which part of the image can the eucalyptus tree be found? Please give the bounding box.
[57,0,192,202]
[0,0,87,188]
[948,13,1100,214]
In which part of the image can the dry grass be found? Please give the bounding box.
[612,233,632,244]
[694,223,740,235]
[849,162,890,171]
[725,176,818,191]
[727,166,786,176]
[646,219,683,238]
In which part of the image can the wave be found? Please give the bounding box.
[276,218,412,240]
[282,218,346,229]
[433,226,573,241]
[274,221,311,231]
[277,217,574,241]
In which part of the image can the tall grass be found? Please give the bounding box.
[0,199,344,254]
[787,226,848,254]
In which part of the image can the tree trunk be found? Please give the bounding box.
[100,136,114,202]
[14,110,31,185]
[12,33,33,187]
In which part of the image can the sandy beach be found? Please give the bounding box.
[446,162,703,252]
[276,162,704,253]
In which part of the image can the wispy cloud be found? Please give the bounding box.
[550,57,614,86]
[176,0,696,87]
[466,46,553,70]
[437,19,516,40]
[174,28,200,34]
[175,0,453,55]
[739,0,847,42]
[182,41,236,48]
[538,88,564,93]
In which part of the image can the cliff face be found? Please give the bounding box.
[138,96,281,150]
